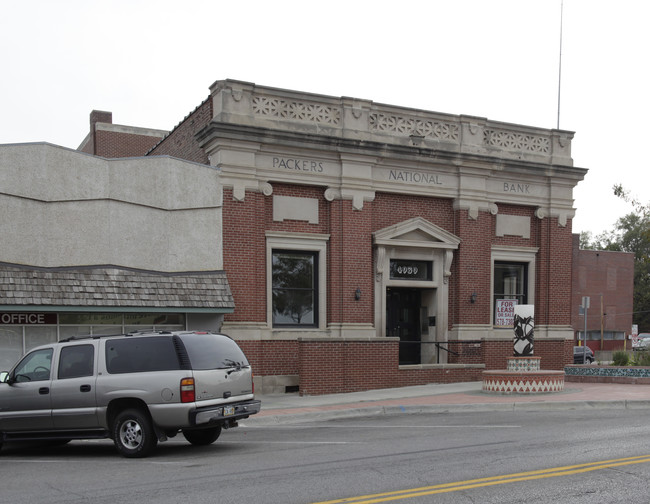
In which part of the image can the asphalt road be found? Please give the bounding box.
[2,408,650,504]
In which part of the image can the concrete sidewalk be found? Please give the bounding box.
[247,381,650,426]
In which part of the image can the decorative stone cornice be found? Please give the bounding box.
[208,79,578,167]
[203,81,588,220]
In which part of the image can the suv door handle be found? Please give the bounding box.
[80,385,91,393]
[39,387,49,395]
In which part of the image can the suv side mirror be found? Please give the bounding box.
[0,371,8,383]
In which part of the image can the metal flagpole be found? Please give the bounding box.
[557,0,564,130]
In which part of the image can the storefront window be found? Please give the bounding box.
[272,250,318,327]
[59,313,122,325]
[0,327,23,370]
[24,326,57,352]
[0,312,187,369]
[494,262,528,325]
[124,313,185,326]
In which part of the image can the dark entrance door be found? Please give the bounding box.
[386,288,421,365]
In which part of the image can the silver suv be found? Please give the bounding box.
[0,331,261,457]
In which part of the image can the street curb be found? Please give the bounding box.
[243,399,650,427]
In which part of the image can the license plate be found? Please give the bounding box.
[223,405,235,416]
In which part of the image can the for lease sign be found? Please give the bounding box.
[495,299,517,327]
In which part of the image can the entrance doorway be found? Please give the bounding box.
[386,288,421,365]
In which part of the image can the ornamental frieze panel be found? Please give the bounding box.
[483,129,550,154]
[252,96,340,125]
[369,113,460,142]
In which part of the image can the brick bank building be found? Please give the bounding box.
[1,80,588,395]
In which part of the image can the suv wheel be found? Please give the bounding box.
[182,426,222,446]
[112,409,157,458]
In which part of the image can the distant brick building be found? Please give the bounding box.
[78,110,167,158]
[571,235,634,352]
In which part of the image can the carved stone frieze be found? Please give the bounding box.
[483,129,550,154]
[252,96,340,125]
[369,113,460,142]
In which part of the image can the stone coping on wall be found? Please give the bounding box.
[565,365,650,384]
[399,364,486,370]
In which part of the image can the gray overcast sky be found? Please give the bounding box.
[1,0,648,236]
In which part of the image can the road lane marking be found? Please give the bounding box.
[244,424,521,429]
[311,454,650,504]
[220,441,363,445]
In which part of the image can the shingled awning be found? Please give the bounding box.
[0,264,234,313]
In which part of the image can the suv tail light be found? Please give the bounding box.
[180,377,195,403]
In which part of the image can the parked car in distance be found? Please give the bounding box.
[573,345,594,364]
[0,331,261,457]
[633,333,650,350]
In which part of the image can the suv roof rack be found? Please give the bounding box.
[127,330,173,335]
[59,333,126,343]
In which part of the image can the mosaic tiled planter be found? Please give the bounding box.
[482,370,565,394]
[564,365,650,384]
[484,355,564,394]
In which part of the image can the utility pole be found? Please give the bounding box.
[600,294,604,351]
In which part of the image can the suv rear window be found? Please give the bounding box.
[179,333,249,370]
[106,337,181,374]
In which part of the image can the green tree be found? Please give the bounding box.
[579,231,594,250]
[611,185,650,331]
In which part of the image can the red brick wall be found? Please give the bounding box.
[533,339,574,370]
[148,98,212,164]
[239,338,574,396]
[222,189,267,323]
[453,210,493,326]
[479,338,572,371]
[481,339,513,370]
[298,339,485,395]
[395,367,484,388]
[237,340,299,375]
[331,199,373,324]
[536,217,574,326]
[80,110,165,158]
[371,193,455,232]
[299,339,397,394]
[447,340,483,364]
[221,183,577,394]
[94,130,164,158]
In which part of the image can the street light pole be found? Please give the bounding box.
[582,296,590,364]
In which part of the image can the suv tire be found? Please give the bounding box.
[182,426,222,446]
[112,408,157,458]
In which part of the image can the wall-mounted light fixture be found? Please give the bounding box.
[355,288,362,301]
[470,292,477,304]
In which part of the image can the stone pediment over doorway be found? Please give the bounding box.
[373,217,461,250]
